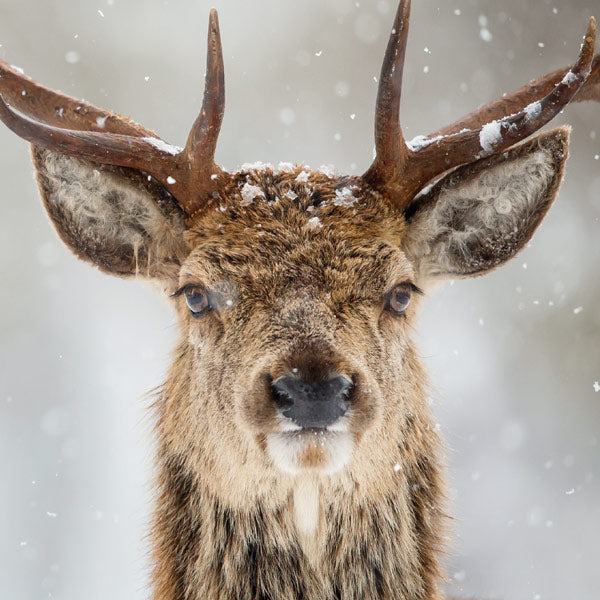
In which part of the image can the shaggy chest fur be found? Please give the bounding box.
[152,426,445,600]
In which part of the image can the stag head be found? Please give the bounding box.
[1,2,598,488]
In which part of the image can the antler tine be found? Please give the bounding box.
[179,8,226,216]
[363,0,411,188]
[0,60,154,137]
[430,54,600,139]
[397,16,597,209]
[570,53,600,102]
[184,9,224,168]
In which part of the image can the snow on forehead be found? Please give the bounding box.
[223,164,370,216]
[235,162,310,176]
[239,161,274,173]
[231,162,349,186]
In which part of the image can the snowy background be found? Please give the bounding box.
[0,0,599,599]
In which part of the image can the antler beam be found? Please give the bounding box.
[402,18,597,197]
[0,61,154,137]
[0,8,227,220]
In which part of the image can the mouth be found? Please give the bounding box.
[266,426,354,476]
[276,414,350,434]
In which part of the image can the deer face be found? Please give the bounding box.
[176,169,415,475]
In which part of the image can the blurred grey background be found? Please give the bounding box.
[0,0,598,598]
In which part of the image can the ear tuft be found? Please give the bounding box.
[403,127,570,279]
[32,147,189,281]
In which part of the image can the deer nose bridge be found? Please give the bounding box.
[273,290,336,340]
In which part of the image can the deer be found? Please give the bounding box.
[1,1,599,598]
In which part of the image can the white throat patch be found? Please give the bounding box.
[293,477,320,536]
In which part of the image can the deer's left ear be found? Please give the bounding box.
[31,147,190,283]
[402,127,570,279]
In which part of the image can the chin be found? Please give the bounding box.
[266,429,354,476]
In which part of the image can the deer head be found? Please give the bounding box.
[1,2,599,598]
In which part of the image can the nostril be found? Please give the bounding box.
[271,374,353,429]
[321,376,353,403]
[271,378,294,409]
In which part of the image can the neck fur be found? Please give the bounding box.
[151,431,446,599]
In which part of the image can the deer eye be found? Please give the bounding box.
[386,283,412,316]
[184,286,210,318]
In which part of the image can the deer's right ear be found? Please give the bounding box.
[401,127,570,280]
[32,147,190,281]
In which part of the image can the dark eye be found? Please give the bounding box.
[386,283,412,316]
[184,286,210,318]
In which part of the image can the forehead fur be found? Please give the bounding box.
[183,166,411,300]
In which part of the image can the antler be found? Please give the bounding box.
[366,0,411,184]
[0,9,227,220]
[182,8,226,207]
[430,55,600,138]
[0,62,155,137]
[364,0,598,211]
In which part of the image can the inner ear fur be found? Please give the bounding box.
[402,127,570,279]
[32,147,190,280]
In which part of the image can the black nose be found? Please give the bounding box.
[272,375,352,428]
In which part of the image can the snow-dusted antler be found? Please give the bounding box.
[0,8,228,220]
[431,56,600,138]
[363,0,598,212]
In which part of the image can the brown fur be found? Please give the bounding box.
[26,129,571,599]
